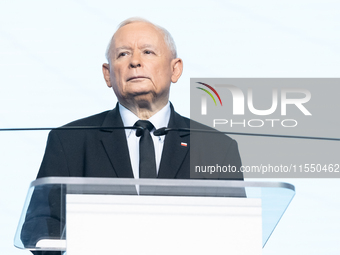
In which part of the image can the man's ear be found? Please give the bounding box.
[102,63,112,88]
[170,58,183,83]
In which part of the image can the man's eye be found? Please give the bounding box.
[144,50,154,54]
[118,52,128,58]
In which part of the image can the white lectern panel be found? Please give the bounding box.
[67,195,262,255]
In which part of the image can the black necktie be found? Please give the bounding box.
[134,120,157,178]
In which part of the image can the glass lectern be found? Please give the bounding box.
[15,177,295,255]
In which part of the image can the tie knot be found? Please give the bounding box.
[134,120,154,137]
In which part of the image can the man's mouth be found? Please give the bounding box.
[127,76,149,82]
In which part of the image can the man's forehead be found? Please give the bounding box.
[115,44,157,51]
[112,22,163,46]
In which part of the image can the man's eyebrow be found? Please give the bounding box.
[140,44,157,49]
[115,46,132,52]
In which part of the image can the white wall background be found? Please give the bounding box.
[0,0,339,254]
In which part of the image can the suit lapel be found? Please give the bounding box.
[100,105,134,178]
[157,105,190,178]
[99,103,189,179]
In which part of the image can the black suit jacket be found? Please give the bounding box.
[36,103,243,180]
[24,103,243,255]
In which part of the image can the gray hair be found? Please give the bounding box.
[105,17,177,63]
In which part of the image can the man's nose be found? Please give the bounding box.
[129,54,141,68]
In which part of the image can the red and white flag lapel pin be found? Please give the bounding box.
[181,142,187,147]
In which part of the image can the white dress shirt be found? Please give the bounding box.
[119,102,171,179]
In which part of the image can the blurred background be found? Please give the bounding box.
[1,0,339,254]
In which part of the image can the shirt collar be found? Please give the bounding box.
[119,102,171,140]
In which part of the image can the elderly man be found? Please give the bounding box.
[35,17,243,181]
[23,18,243,255]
